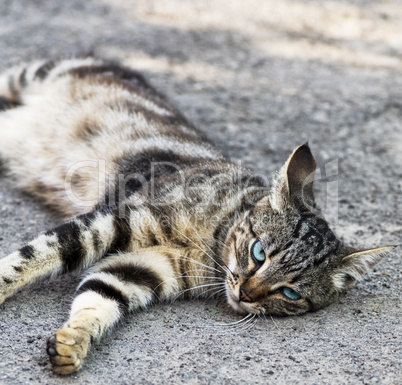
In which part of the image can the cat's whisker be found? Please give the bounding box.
[213,237,230,251]
[174,258,221,274]
[173,282,226,300]
[257,311,280,330]
[167,225,231,277]
[189,225,217,257]
[186,282,226,291]
[269,314,279,330]
[187,223,234,275]
[187,316,248,334]
[180,276,226,288]
[152,249,222,274]
[234,314,257,331]
[184,312,258,336]
[145,204,230,276]
[153,273,225,297]
[205,287,227,299]
[233,314,256,327]
[193,285,227,300]
[145,245,225,293]
[183,275,225,280]
[214,314,257,335]
[146,203,232,278]
[243,316,258,332]
[232,318,257,333]
[216,313,253,326]
[154,248,212,266]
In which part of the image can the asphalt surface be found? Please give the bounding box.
[0,1,401,384]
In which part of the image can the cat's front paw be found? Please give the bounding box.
[47,327,90,375]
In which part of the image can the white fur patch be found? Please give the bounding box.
[69,291,121,337]
[78,270,154,310]
[129,93,171,116]
[132,250,180,298]
[89,213,116,254]
[332,273,349,291]
[96,250,180,300]
[27,233,62,279]
[0,252,21,282]
[227,251,237,273]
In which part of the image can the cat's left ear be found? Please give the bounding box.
[270,143,316,211]
[333,246,396,290]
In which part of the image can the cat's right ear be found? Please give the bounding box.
[270,143,317,212]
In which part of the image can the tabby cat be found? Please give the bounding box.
[0,58,394,375]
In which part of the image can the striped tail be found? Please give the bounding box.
[0,57,102,107]
[0,61,53,105]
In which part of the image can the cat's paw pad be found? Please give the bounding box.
[47,329,89,375]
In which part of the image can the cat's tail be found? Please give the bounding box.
[0,61,53,108]
[0,58,102,109]
[0,63,24,109]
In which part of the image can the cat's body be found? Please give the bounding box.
[0,58,394,375]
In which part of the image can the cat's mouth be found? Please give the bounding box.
[226,288,259,315]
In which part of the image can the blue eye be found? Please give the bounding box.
[251,240,266,263]
[282,287,301,300]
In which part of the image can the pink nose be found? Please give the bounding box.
[239,286,254,302]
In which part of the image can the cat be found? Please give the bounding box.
[0,58,394,375]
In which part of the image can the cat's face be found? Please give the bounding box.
[223,144,394,316]
[224,207,343,316]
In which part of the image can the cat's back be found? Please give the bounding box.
[0,58,225,216]
[0,57,215,146]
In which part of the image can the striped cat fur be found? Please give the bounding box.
[0,58,395,374]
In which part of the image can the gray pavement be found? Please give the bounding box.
[0,1,401,384]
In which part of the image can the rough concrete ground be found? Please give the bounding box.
[0,0,401,384]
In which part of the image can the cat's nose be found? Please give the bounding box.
[239,286,254,302]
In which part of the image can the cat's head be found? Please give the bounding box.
[223,144,395,316]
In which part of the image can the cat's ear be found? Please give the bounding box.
[270,143,316,211]
[333,246,396,290]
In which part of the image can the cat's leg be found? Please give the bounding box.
[46,249,182,375]
[0,207,132,304]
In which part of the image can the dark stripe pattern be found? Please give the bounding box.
[67,63,151,88]
[76,279,130,314]
[0,96,18,111]
[46,221,85,272]
[19,245,35,260]
[34,61,56,80]
[102,264,163,299]
[19,68,27,88]
[66,61,201,131]
[107,215,132,254]
[274,212,341,285]
[30,208,132,272]
[108,150,211,204]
